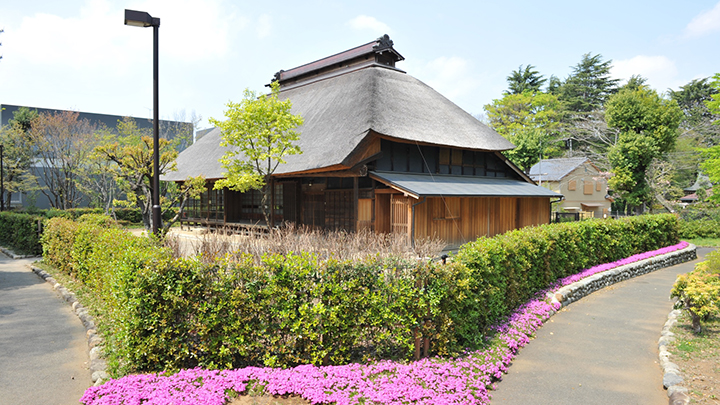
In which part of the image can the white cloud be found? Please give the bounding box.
[684,1,720,37]
[347,15,391,35]
[130,0,240,60]
[612,55,681,92]
[256,14,272,39]
[413,56,481,101]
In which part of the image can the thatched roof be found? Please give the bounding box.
[164,63,515,181]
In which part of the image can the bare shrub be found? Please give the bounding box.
[186,224,446,264]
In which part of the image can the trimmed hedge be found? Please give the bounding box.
[0,211,44,255]
[44,207,177,224]
[40,214,679,376]
[679,218,720,239]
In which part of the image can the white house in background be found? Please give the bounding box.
[528,157,612,218]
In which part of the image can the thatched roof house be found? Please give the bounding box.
[165,35,561,247]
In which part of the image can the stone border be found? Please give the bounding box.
[0,245,38,259]
[28,264,111,386]
[659,309,690,405]
[550,245,697,307]
[548,243,697,405]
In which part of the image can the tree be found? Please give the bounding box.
[209,81,304,225]
[704,73,720,115]
[505,64,546,95]
[77,126,119,214]
[10,107,39,133]
[96,118,205,233]
[28,111,96,209]
[605,85,683,211]
[559,53,620,113]
[0,123,36,208]
[484,91,565,172]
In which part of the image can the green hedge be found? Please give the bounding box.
[451,214,678,348]
[43,207,176,224]
[0,212,44,255]
[39,213,679,376]
[679,218,720,239]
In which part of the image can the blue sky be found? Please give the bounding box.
[1,0,719,130]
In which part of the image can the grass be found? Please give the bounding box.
[685,238,720,248]
[669,312,720,404]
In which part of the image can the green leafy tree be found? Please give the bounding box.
[484,91,564,172]
[0,122,37,208]
[559,53,620,113]
[699,146,720,202]
[209,81,304,225]
[704,73,720,116]
[605,85,683,211]
[10,107,40,133]
[96,118,205,232]
[505,64,546,95]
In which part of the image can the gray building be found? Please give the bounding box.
[1,104,194,209]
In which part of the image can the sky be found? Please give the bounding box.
[1,0,720,131]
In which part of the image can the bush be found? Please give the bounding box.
[40,213,679,375]
[671,250,720,333]
[451,214,678,348]
[0,211,44,255]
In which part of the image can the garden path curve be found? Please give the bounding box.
[0,254,91,405]
[490,247,713,405]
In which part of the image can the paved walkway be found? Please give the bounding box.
[491,247,713,405]
[0,254,91,405]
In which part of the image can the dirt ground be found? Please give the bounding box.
[670,314,720,404]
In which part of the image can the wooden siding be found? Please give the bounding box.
[391,195,411,242]
[358,198,373,231]
[413,196,550,247]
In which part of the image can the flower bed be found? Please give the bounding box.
[81,241,692,405]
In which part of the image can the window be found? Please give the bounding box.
[584,181,594,195]
[568,180,577,191]
[596,181,602,192]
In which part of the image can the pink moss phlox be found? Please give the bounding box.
[81,241,688,405]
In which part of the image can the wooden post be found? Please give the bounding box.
[353,177,359,232]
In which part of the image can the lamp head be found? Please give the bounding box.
[124,9,159,27]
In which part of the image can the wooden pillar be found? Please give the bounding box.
[353,177,359,232]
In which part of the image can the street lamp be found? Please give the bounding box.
[124,9,161,235]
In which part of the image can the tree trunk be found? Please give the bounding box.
[689,309,702,334]
[261,184,271,227]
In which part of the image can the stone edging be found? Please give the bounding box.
[29,265,110,386]
[0,245,38,259]
[659,309,691,405]
[547,243,697,405]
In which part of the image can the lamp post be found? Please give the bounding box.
[124,9,161,235]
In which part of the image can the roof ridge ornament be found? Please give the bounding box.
[373,34,394,51]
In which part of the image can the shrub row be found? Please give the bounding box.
[678,218,720,239]
[43,207,177,224]
[0,211,44,255]
[40,214,679,376]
